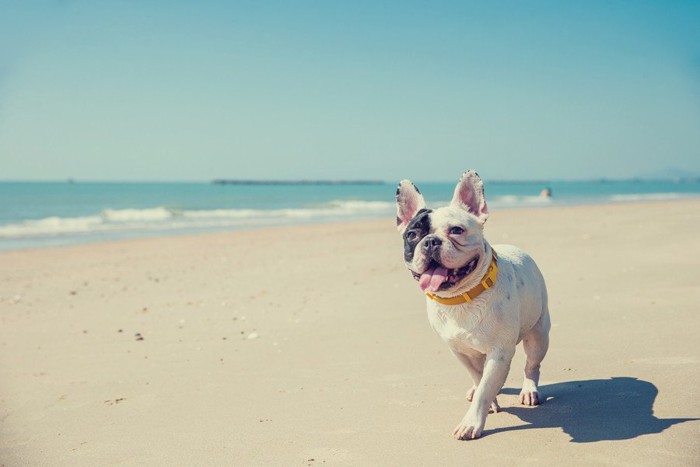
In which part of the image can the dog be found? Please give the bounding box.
[396,170,551,440]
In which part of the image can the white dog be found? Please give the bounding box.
[396,170,551,440]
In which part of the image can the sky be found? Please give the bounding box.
[1,1,699,182]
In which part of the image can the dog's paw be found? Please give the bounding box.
[519,389,540,406]
[452,416,485,440]
[519,379,541,406]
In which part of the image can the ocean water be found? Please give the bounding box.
[1,179,698,251]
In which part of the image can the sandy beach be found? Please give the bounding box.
[1,199,699,466]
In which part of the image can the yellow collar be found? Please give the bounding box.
[425,251,498,305]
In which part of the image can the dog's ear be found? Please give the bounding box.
[451,170,489,224]
[396,180,426,234]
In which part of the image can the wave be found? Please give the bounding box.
[101,207,175,221]
[608,193,683,203]
[489,195,553,207]
[0,201,397,239]
[0,216,106,237]
[1,193,689,240]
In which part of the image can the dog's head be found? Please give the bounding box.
[396,170,489,294]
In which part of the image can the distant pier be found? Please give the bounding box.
[212,179,385,186]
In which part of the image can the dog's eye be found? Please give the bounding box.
[406,231,418,241]
[449,226,465,235]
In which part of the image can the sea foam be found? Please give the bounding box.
[0,201,396,239]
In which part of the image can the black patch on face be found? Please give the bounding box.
[403,208,432,262]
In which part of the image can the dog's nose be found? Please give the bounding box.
[423,236,442,252]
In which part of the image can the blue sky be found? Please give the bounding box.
[1,1,699,182]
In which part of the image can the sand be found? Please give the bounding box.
[1,200,699,466]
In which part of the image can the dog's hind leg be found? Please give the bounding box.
[451,350,500,413]
[520,307,551,406]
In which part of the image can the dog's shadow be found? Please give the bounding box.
[496,377,697,442]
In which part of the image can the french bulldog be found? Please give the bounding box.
[396,170,551,440]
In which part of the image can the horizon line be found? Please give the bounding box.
[0,176,698,184]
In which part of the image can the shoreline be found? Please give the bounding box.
[1,198,699,465]
[1,196,699,254]
[0,195,700,255]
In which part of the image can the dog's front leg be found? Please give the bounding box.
[450,350,501,412]
[453,346,515,440]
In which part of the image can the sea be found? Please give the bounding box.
[1,179,699,251]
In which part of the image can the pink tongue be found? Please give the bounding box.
[419,266,449,292]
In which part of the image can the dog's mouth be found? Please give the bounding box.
[411,255,480,293]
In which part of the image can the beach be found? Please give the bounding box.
[1,199,698,466]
